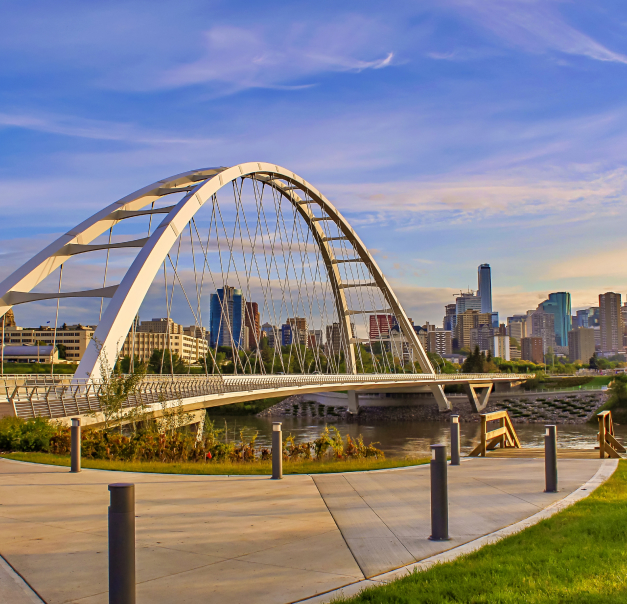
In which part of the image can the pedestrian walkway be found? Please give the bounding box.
[0,457,609,604]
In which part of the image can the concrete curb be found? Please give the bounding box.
[0,555,45,604]
[295,458,619,604]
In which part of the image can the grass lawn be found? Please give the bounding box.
[0,451,429,475]
[1,363,78,374]
[335,461,627,604]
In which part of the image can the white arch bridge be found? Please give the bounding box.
[0,162,529,427]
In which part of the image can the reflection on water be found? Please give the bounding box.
[209,415,625,458]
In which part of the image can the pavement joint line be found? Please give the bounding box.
[293,459,618,604]
[0,554,45,604]
[467,475,547,509]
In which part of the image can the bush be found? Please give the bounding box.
[0,415,384,464]
[0,417,59,452]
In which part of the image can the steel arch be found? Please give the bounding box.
[0,163,441,398]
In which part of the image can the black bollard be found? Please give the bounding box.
[429,444,450,541]
[450,415,460,466]
[108,484,136,604]
[272,422,282,480]
[71,418,81,473]
[544,425,558,493]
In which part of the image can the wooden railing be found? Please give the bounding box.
[469,410,521,457]
[597,410,625,459]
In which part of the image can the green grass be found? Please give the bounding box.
[1,363,78,374]
[0,451,429,475]
[335,461,627,604]
[205,396,287,416]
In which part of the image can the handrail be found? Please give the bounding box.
[0,371,534,421]
[597,410,625,459]
[469,410,521,457]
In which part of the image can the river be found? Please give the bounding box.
[208,415,625,457]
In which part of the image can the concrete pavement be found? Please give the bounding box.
[0,456,609,604]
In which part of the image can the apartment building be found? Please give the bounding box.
[121,321,208,364]
[568,328,595,363]
[2,324,95,361]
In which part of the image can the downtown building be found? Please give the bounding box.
[209,286,247,349]
[521,336,544,364]
[599,292,624,353]
[2,323,95,362]
[568,327,595,364]
[121,318,209,364]
[538,292,572,347]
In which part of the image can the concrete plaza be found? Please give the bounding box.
[0,456,609,604]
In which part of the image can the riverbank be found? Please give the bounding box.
[337,460,626,604]
[0,451,429,474]
[259,390,607,424]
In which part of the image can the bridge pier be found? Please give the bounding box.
[347,391,359,415]
[464,383,494,413]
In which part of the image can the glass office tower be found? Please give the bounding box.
[477,264,492,314]
[539,292,572,347]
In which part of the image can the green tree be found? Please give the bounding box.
[148,349,186,374]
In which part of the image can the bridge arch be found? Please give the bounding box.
[0,162,439,392]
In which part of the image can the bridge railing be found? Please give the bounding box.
[0,372,533,420]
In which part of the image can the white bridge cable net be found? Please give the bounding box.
[0,167,426,380]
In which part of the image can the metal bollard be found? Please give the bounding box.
[272,422,283,480]
[429,444,450,541]
[544,425,558,493]
[71,418,81,473]
[108,484,136,604]
[450,415,460,466]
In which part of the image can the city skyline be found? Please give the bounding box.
[1,2,627,329]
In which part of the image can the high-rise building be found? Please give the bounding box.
[287,317,308,347]
[369,314,395,339]
[261,322,280,348]
[575,309,589,328]
[538,292,572,347]
[568,328,595,363]
[455,292,482,315]
[491,334,510,361]
[244,302,261,350]
[326,323,343,354]
[308,329,323,349]
[455,309,492,349]
[521,336,544,363]
[477,264,492,314]
[599,292,623,353]
[209,286,245,348]
[530,310,555,353]
[507,315,527,342]
[443,304,456,331]
[281,323,293,346]
[427,329,452,356]
[470,324,494,352]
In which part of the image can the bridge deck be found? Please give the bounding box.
[0,372,530,425]
[0,456,612,604]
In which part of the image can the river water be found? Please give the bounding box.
[209,415,626,457]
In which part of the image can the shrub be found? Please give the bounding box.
[0,417,59,452]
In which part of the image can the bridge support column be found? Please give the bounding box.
[347,391,359,415]
[463,383,493,413]
[429,384,451,412]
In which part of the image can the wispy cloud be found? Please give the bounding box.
[456,0,627,65]
[0,112,217,145]
[159,20,394,92]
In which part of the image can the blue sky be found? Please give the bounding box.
[1,0,627,327]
